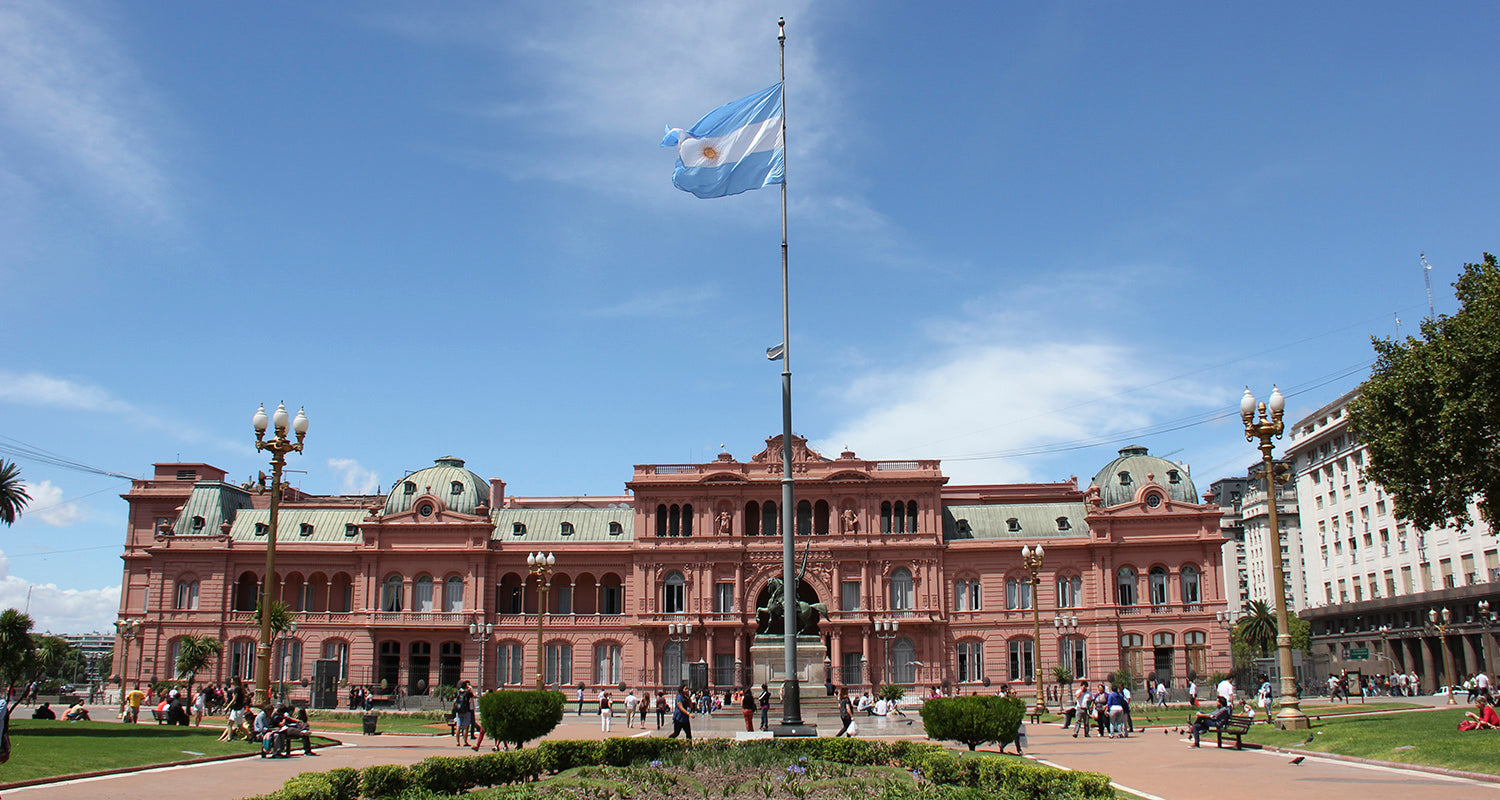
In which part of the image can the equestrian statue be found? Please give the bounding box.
[756,539,828,636]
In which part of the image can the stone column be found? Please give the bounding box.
[830,631,843,687]
[1421,636,1437,692]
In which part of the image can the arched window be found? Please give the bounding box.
[889,568,913,611]
[681,504,693,537]
[600,573,624,615]
[1120,633,1144,679]
[906,501,918,534]
[438,641,462,688]
[1148,566,1168,606]
[1007,577,1034,610]
[893,501,907,533]
[376,641,401,692]
[955,578,981,611]
[1152,631,1175,647]
[664,571,686,614]
[444,576,464,613]
[381,575,404,612]
[662,641,684,687]
[656,505,668,537]
[414,575,435,613]
[408,641,432,694]
[1180,565,1201,604]
[814,500,830,535]
[278,637,303,682]
[595,642,622,685]
[284,573,306,611]
[233,572,259,612]
[745,501,760,536]
[175,579,199,610]
[1117,567,1137,606]
[331,573,353,613]
[796,500,812,536]
[880,502,893,534]
[669,504,681,537]
[230,638,257,680]
[322,639,350,680]
[1007,638,1033,683]
[1056,575,1082,608]
[761,501,778,537]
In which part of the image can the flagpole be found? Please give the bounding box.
[774,15,808,735]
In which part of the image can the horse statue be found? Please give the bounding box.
[756,540,828,636]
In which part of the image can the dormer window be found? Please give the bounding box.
[450,481,464,495]
[404,481,416,495]
[176,469,197,481]
[1007,518,1021,532]
[609,521,623,536]
[254,523,268,536]
[299,522,314,536]
[1118,471,1132,485]
[560,522,574,536]
[191,516,206,532]
[1167,469,1181,484]
[344,523,359,537]
[1056,516,1071,531]
[512,522,526,536]
[956,519,971,536]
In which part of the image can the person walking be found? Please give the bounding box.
[667,685,692,742]
[1070,684,1093,738]
[1155,679,1168,709]
[576,684,586,716]
[453,681,476,747]
[835,688,855,737]
[623,689,639,728]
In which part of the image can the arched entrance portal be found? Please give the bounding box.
[754,580,825,637]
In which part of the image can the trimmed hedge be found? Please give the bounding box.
[479,689,566,750]
[250,736,1110,799]
[920,695,1025,751]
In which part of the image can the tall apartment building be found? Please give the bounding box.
[1209,475,1250,611]
[1241,459,1304,610]
[1287,389,1497,608]
[1288,389,1499,689]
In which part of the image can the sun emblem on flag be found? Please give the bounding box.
[700,145,720,161]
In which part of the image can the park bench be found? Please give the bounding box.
[1215,714,1253,749]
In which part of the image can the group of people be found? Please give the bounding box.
[29,701,90,721]
[252,704,317,757]
[1062,682,1136,738]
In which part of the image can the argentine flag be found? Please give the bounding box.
[662,83,784,199]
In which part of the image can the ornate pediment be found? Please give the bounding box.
[750,434,830,466]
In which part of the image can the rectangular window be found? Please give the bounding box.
[1006,578,1032,610]
[594,644,621,685]
[957,641,984,683]
[601,586,622,615]
[1325,583,1334,604]
[1441,559,1455,588]
[496,644,524,685]
[664,583,685,614]
[1338,579,1347,603]
[841,581,861,612]
[1056,576,1082,608]
[1061,637,1086,680]
[714,583,734,614]
[1007,640,1033,682]
[1384,571,1396,597]
[1462,554,1477,585]
[545,643,572,686]
[278,639,303,682]
[1402,566,1414,593]
[322,641,350,680]
[230,640,255,681]
[556,586,573,615]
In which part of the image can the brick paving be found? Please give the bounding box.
[6,703,1500,800]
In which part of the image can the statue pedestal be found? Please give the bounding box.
[750,635,826,687]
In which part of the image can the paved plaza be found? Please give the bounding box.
[5,701,1500,800]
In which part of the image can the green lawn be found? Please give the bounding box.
[1243,707,1499,775]
[0,720,281,784]
[305,710,452,736]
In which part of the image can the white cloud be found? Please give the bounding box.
[0,551,118,634]
[818,266,1226,486]
[0,370,243,455]
[589,285,721,318]
[0,1,176,225]
[327,458,380,495]
[18,480,86,527]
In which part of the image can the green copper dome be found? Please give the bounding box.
[1089,445,1197,507]
[383,456,490,516]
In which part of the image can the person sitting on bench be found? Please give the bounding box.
[1188,695,1231,747]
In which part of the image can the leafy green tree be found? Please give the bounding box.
[175,635,223,698]
[0,609,36,688]
[0,460,30,527]
[1350,253,1500,530]
[919,694,1024,751]
[31,635,75,682]
[479,689,565,749]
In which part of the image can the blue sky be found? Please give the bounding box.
[2,1,1496,634]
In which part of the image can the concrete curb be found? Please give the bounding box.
[1260,744,1500,785]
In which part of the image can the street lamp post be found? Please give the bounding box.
[252,402,309,708]
[469,621,494,689]
[527,552,555,690]
[1240,386,1309,729]
[1429,607,1457,704]
[1022,544,1047,714]
[874,619,899,686]
[1479,601,1495,679]
[668,622,693,686]
[277,621,298,704]
[114,618,141,714]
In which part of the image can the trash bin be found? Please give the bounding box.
[362,713,378,735]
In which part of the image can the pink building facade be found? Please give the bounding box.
[114,438,1230,704]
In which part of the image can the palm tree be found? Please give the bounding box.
[175,635,223,699]
[250,600,294,636]
[0,460,31,527]
[0,608,36,689]
[1236,600,1279,656]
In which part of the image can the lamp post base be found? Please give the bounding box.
[1273,702,1311,730]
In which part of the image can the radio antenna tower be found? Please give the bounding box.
[1420,253,1435,320]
